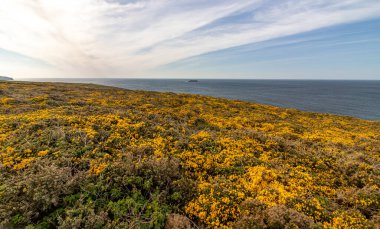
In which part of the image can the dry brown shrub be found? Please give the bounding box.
[165,214,191,229]
[234,200,315,229]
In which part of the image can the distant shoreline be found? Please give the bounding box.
[0,76,13,81]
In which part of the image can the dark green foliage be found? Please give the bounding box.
[0,155,193,228]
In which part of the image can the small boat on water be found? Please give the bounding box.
[188,80,198,82]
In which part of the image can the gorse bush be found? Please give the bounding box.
[0,81,379,228]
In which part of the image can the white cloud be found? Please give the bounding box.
[0,0,379,77]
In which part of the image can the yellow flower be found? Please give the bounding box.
[37,150,49,157]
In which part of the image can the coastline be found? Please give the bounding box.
[12,79,380,121]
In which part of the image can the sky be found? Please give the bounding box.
[0,0,380,79]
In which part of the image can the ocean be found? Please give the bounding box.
[21,79,380,120]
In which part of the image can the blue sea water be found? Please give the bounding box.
[21,79,380,120]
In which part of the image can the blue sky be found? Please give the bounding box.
[0,0,379,79]
[159,19,380,79]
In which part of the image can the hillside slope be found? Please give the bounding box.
[0,76,13,81]
[0,81,379,228]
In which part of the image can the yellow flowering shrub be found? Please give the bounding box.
[323,210,370,229]
[0,81,379,228]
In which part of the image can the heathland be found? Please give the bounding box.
[0,81,379,228]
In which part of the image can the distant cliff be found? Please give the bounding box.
[0,76,13,81]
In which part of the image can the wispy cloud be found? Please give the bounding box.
[0,0,379,77]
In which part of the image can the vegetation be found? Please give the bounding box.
[0,81,379,228]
